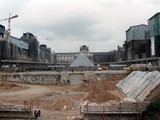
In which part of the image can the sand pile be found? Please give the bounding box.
[75,80,122,103]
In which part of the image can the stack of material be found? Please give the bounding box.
[117,71,160,102]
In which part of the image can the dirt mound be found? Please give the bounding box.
[0,81,28,90]
[76,80,119,92]
[75,80,122,103]
[145,84,160,102]
[52,98,73,110]
[38,93,85,111]
[85,91,120,103]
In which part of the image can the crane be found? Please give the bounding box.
[0,13,18,34]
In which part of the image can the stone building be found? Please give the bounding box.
[55,45,93,64]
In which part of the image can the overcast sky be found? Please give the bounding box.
[0,0,160,52]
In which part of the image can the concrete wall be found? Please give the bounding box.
[1,70,128,84]
[0,104,33,119]
[82,102,148,120]
[83,113,140,120]
[1,72,61,84]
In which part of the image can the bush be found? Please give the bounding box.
[142,101,160,120]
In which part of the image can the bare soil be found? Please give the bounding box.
[145,84,160,102]
[74,80,123,103]
[0,81,28,91]
[0,77,126,120]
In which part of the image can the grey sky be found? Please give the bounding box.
[0,0,160,52]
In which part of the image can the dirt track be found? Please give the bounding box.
[0,81,87,120]
[0,83,49,99]
[0,79,125,120]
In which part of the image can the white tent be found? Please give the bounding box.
[70,52,94,67]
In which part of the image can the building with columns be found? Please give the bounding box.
[54,45,93,64]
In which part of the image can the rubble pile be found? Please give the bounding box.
[75,79,123,103]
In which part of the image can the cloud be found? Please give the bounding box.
[0,0,160,52]
[14,0,116,43]
[145,0,160,4]
[52,17,96,38]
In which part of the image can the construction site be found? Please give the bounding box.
[0,69,159,120]
[1,7,160,120]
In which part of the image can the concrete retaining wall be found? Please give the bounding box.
[1,70,128,84]
[83,113,140,120]
[0,104,33,119]
[1,72,61,84]
[82,102,148,120]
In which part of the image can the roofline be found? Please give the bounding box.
[0,24,5,29]
[55,52,79,54]
[126,24,147,32]
[10,36,20,40]
[148,12,160,21]
[93,52,109,54]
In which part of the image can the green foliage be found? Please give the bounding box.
[147,101,160,112]
[142,101,160,120]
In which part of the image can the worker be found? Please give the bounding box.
[34,110,38,120]
[37,109,41,117]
